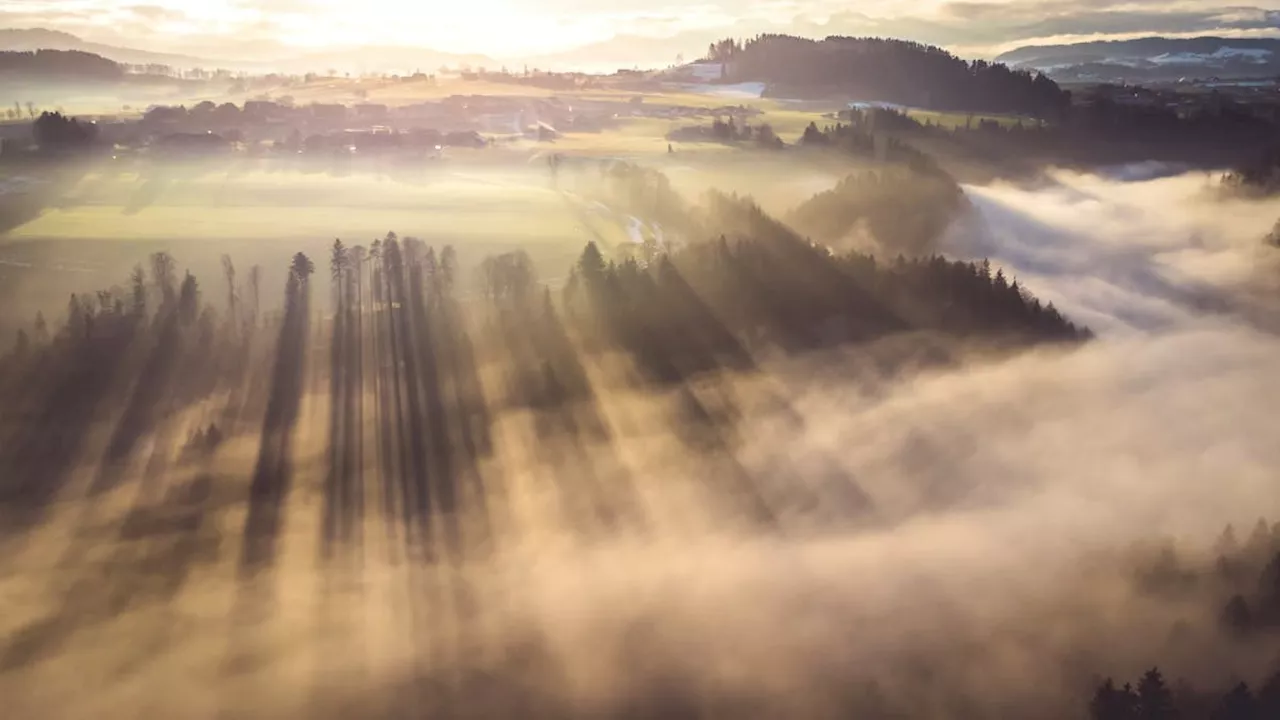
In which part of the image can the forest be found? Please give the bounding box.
[1082,519,1280,720]
[708,34,1070,118]
[0,49,123,80]
[12,207,1280,716]
[0,166,1087,543]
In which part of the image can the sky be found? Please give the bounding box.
[4,0,1280,62]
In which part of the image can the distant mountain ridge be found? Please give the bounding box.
[997,36,1280,83]
[0,28,218,68]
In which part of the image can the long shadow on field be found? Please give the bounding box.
[0,319,137,540]
[0,473,219,674]
[240,279,310,574]
[92,313,181,494]
[321,277,362,556]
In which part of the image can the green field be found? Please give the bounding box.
[0,162,656,322]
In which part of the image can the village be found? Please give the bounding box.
[0,63,765,162]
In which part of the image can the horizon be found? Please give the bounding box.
[3,0,1280,67]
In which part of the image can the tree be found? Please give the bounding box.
[33,111,97,149]
[1138,668,1178,720]
[1092,679,1140,720]
[130,264,147,317]
[178,271,199,324]
[578,241,606,286]
[1212,683,1257,720]
[66,293,86,339]
[13,328,29,358]
[248,265,261,326]
[440,245,457,294]
[801,121,827,146]
[33,311,47,343]
[291,252,316,284]
[330,238,348,281]
[756,123,783,149]
[330,238,348,315]
[151,251,177,307]
[221,255,237,327]
[1221,595,1252,635]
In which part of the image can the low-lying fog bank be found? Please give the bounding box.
[1,166,1279,719]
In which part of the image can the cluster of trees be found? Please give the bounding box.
[560,200,1085,384]
[1084,519,1280,720]
[0,49,122,80]
[1123,517,1280,641]
[788,166,964,255]
[1089,667,1280,720]
[667,116,783,147]
[799,117,943,172]
[0,248,255,528]
[1210,520,1280,637]
[142,100,245,128]
[32,111,98,150]
[593,161,693,237]
[923,88,1280,166]
[709,34,1070,118]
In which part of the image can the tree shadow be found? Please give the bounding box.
[0,472,220,674]
[239,282,309,574]
[0,323,138,540]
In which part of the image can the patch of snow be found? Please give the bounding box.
[1149,52,1211,65]
[687,63,723,82]
[1212,47,1272,61]
[674,81,767,99]
[1147,47,1273,65]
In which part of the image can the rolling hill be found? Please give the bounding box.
[997,37,1280,83]
[0,28,217,69]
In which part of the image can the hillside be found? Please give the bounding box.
[997,36,1280,83]
[0,49,123,80]
[714,35,1069,118]
[0,28,216,69]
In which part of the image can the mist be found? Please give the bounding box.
[1,163,1278,719]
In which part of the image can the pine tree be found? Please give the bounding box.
[1138,668,1178,720]
[178,271,199,324]
[130,264,147,317]
[1212,682,1257,720]
[1091,678,1140,720]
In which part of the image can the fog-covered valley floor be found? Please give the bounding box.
[1,165,1279,719]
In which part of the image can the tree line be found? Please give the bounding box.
[560,200,1086,386]
[787,164,965,256]
[708,34,1070,119]
[0,49,122,80]
[1086,518,1280,720]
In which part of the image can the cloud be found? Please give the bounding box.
[125,4,183,21]
[5,0,1280,60]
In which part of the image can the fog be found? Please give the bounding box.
[2,166,1279,718]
